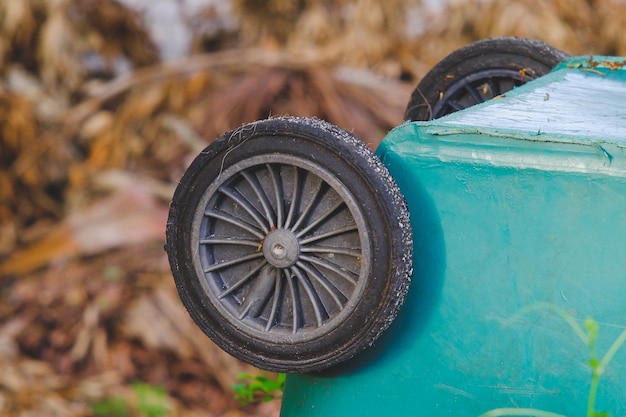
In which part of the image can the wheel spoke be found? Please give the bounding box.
[299,254,358,285]
[201,236,260,247]
[267,164,285,228]
[464,82,484,104]
[204,252,264,273]
[300,245,361,258]
[446,99,465,111]
[299,224,357,245]
[238,301,254,320]
[487,78,499,96]
[285,270,300,333]
[284,166,301,229]
[218,260,267,299]
[238,264,276,319]
[292,265,326,327]
[218,185,269,234]
[295,198,344,239]
[205,209,265,239]
[265,268,283,331]
[297,261,346,308]
[242,170,276,229]
[290,178,325,232]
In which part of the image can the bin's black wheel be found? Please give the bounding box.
[165,116,413,373]
[404,37,568,121]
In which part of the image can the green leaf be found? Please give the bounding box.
[232,373,285,406]
[131,381,169,417]
[92,397,128,417]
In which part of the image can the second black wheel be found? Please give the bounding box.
[404,37,568,121]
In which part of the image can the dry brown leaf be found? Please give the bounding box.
[69,0,159,68]
[0,0,38,66]
[123,288,197,359]
[0,172,168,277]
[123,281,256,393]
[412,0,626,71]
[78,110,115,140]
[38,4,86,92]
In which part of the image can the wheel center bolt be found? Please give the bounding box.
[271,243,286,259]
[263,229,300,268]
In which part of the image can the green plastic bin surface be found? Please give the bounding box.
[280,57,626,416]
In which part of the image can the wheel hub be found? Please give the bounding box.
[262,229,300,269]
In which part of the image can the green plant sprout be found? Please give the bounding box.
[92,396,128,417]
[232,372,286,406]
[478,302,626,417]
[92,381,170,417]
[130,381,169,417]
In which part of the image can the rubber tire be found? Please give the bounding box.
[165,116,413,373]
[404,37,568,121]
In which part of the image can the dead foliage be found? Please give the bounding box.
[2,0,626,416]
[1,243,270,417]
[0,46,410,268]
[412,0,626,68]
[0,0,158,90]
[233,0,418,79]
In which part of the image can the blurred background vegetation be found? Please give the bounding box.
[1,0,626,416]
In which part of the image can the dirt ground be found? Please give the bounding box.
[1,241,282,416]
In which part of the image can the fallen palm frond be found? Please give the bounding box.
[194,55,410,147]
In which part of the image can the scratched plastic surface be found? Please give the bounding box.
[281,57,626,417]
[436,56,626,142]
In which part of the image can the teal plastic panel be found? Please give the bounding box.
[281,57,626,416]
